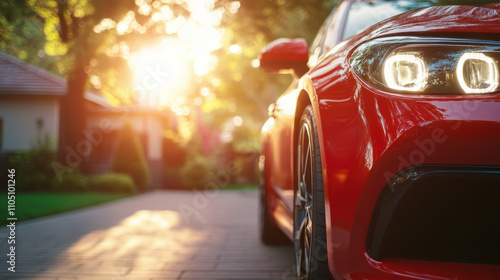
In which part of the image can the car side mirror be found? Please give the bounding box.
[258,38,309,77]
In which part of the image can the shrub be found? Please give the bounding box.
[89,173,137,193]
[51,172,89,192]
[11,134,56,192]
[180,156,214,189]
[16,171,48,192]
[111,122,150,190]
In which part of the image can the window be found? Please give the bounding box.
[36,118,44,131]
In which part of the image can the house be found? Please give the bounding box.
[0,52,166,188]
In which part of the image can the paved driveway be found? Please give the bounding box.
[0,190,295,280]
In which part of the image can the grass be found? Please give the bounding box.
[0,192,131,225]
[221,184,258,190]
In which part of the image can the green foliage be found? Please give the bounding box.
[11,134,56,192]
[222,184,258,191]
[0,0,60,75]
[89,173,137,193]
[232,124,261,153]
[218,0,339,44]
[180,155,214,189]
[16,172,49,192]
[51,172,89,192]
[111,122,150,190]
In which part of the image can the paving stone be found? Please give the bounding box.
[181,271,273,279]
[215,261,293,271]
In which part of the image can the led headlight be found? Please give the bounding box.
[457,52,499,94]
[349,37,500,95]
[384,53,426,92]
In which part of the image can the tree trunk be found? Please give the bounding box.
[58,61,88,173]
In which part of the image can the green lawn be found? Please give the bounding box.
[221,184,258,190]
[1,192,130,225]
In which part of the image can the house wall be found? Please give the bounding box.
[0,95,59,152]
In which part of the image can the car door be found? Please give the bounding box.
[267,82,300,216]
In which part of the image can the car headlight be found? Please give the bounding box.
[349,37,500,95]
[456,52,498,93]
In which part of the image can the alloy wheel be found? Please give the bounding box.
[294,121,314,279]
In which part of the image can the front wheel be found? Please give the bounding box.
[294,105,332,280]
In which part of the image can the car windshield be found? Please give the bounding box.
[342,0,499,40]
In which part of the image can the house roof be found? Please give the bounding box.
[0,51,110,107]
[0,51,66,95]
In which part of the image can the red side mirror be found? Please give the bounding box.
[258,38,309,76]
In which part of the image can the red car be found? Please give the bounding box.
[257,0,500,279]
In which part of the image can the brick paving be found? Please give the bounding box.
[0,190,295,280]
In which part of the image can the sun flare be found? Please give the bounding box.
[128,0,223,108]
[128,38,192,107]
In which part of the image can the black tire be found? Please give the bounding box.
[294,105,333,280]
[259,156,289,245]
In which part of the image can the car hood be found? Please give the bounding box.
[359,4,500,42]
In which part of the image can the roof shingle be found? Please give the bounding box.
[0,51,66,95]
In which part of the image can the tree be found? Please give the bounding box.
[111,121,150,190]
[218,0,337,44]
[25,0,189,168]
